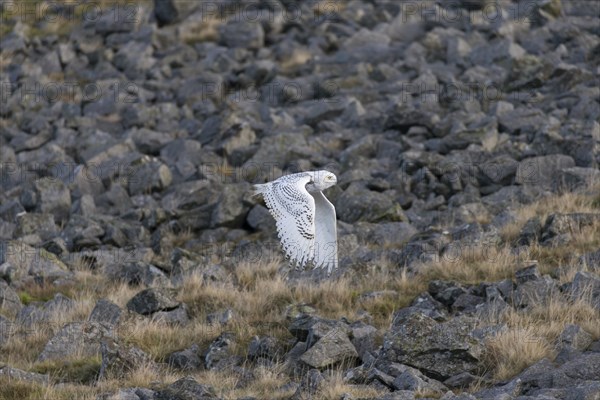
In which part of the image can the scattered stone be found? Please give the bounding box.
[290,369,325,400]
[248,336,284,361]
[98,337,154,380]
[382,313,483,380]
[391,364,448,394]
[571,271,600,308]
[155,376,217,400]
[299,328,359,369]
[32,178,72,223]
[38,321,111,362]
[517,217,543,246]
[126,288,180,316]
[0,279,23,316]
[167,345,202,371]
[151,304,190,326]
[204,332,236,370]
[89,299,122,330]
[219,21,264,50]
[515,155,576,190]
[541,213,600,244]
[0,365,49,384]
[515,264,542,284]
[97,388,157,400]
[128,160,173,196]
[513,275,558,308]
[337,183,406,223]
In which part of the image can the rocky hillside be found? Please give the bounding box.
[0,0,599,399]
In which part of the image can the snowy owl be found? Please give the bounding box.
[253,170,338,275]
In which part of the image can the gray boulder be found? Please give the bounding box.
[469,38,526,67]
[128,160,173,196]
[517,217,543,246]
[541,213,600,245]
[14,213,57,243]
[556,324,594,356]
[381,313,484,380]
[0,279,23,316]
[487,353,600,398]
[126,288,180,315]
[299,328,359,369]
[337,183,405,223]
[515,154,576,190]
[497,107,548,136]
[37,321,111,362]
[151,304,190,326]
[89,299,122,331]
[248,336,284,361]
[155,376,217,400]
[571,271,600,308]
[210,183,250,228]
[34,177,71,218]
[290,369,325,400]
[153,0,201,25]
[219,21,264,50]
[513,275,558,308]
[204,333,237,370]
[0,241,71,284]
[515,264,542,284]
[96,388,156,400]
[99,337,154,380]
[0,365,49,384]
[0,315,15,345]
[391,363,448,394]
[167,344,202,371]
[558,167,600,191]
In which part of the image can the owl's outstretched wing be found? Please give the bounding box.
[255,174,315,268]
[312,190,338,275]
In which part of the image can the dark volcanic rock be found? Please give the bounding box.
[128,160,173,196]
[38,321,111,362]
[99,337,155,380]
[167,345,203,371]
[381,313,484,381]
[32,178,72,223]
[0,365,49,384]
[0,279,23,316]
[89,299,122,330]
[126,288,180,315]
[155,376,217,400]
[299,328,359,370]
[337,183,405,223]
[515,154,576,190]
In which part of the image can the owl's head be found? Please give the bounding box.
[313,170,337,190]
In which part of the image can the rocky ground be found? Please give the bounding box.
[1,0,599,399]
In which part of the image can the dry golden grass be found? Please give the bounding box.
[119,317,223,361]
[500,185,600,244]
[421,244,524,285]
[189,364,294,400]
[319,370,386,399]
[527,223,600,274]
[2,188,599,398]
[484,327,554,381]
[481,280,600,380]
[1,291,95,371]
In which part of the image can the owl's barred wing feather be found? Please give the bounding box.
[254,174,316,269]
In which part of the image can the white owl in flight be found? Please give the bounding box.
[253,170,338,275]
